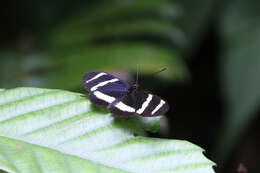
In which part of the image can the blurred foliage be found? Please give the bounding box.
[1,0,191,90]
[46,0,187,89]
[46,43,186,89]
[174,0,216,52]
[216,0,260,165]
[49,0,183,47]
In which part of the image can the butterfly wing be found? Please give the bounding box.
[82,71,130,106]
[134,90,169,117]
[109,90,169,117]
[108,91,137,116]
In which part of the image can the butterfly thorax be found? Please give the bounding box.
[127,83,139,94]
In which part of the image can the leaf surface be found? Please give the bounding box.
[0,88,215,173]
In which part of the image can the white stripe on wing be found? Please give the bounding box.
[136,94,153,114]
[90,78,119,91]
[151,100,165,115]
[115,102,135,112]
[93,91,116,103]
[85,72,106,83]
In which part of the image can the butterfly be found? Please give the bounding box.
[82,71,169,117]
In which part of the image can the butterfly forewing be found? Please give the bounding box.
[82,71,130,105]
[82,71,130,92]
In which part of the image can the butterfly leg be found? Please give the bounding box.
[80,94,88,98]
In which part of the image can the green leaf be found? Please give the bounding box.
[0,0,189,89]
[43,0,189,89]
[0,87,215,173]
[0,136,124,173]
[49,0,182,48]
[46,43,188,89]
[215,0,260,164]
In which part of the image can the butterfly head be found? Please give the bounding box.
[132,83,139,90]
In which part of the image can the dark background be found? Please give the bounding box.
[1,0,260,172]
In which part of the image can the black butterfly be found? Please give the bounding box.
[82,71,169,117]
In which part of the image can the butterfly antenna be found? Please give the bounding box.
[153,67,167,75]
[135,63,139,88]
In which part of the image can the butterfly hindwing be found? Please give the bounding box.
[82,71,130,106]
[108,91,137,116]
[89,87,129,106]
[135,91,169,117]
[109,90,169,117]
